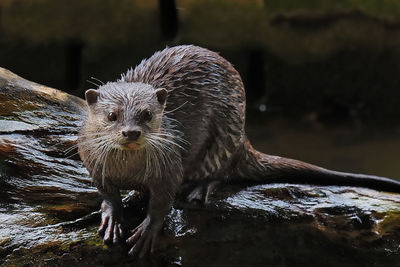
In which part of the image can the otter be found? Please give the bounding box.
[78,45,400,257]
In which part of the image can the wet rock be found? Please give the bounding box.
[1,67,400,266]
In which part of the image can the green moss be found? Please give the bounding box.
[0,237,11,248]
[85,234,108,248]
[377,211,400,234]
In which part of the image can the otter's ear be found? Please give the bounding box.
[85,89,99,106]
[155,88,168,105]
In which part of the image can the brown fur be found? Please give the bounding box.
[78,45,400,257]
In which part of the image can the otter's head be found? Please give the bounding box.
[84,82,167,151]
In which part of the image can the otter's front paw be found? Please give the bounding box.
[98,202,124,245]
[126,216,161,258]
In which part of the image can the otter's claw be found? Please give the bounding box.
[126,216,160,258]
[98,200,124,245]
[98,215,124,244]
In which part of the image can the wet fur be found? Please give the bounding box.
[78,45,400,257]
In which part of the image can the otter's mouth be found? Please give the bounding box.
[120,142,142,151]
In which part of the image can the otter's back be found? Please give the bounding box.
[121,45,246,180]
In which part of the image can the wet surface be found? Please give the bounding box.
[1,67,400,266]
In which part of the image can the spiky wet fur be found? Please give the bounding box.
[77,45,400,257]
[78,82,184,192]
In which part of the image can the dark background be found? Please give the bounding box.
[2,4,400,265]
[1,0,400,124]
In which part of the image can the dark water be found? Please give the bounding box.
[247,117,400,181]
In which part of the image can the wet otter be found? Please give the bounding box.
[78,45,400,257]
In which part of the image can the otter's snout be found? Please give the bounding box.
[122,129,142,141]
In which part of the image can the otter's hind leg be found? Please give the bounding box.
[187,181,220,204]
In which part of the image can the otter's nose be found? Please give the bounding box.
[122,130,141,141]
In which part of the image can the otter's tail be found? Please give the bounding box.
[236,140,400,193]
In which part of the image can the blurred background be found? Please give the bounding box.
[1,0,400,176]
[2,2,400,265]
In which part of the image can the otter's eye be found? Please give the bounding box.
[107,112,117,122]
[142,110,152,122]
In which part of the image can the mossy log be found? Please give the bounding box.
[0,67,400,266]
